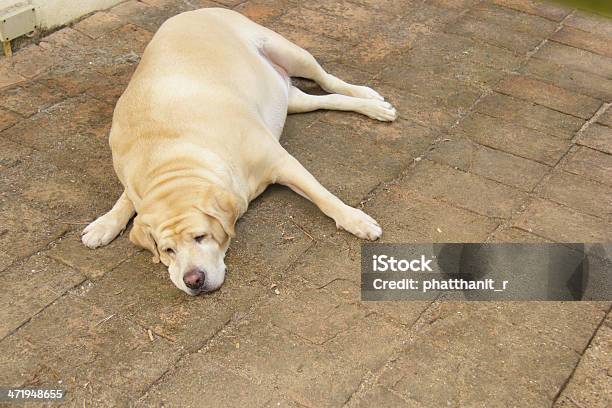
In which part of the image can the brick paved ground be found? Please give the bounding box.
[1,0,611,406]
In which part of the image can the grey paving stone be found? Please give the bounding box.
[0,255,84,340]
[476,92,585,139]
[495,74,602,119]
[561,146,612,186]
[535,41,612,78]
[395,160,528,219]
[454,112,571,165]
[522,57,612,101]
[514,198,612,242]
[427,136,550,191]
[577,123,612,154]
[537,170,612,219]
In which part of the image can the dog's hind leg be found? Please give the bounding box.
[261,34,386,101]
[82,191,135,248]
[288,86,396,121]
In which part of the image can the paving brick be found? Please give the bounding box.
[564,10,612,37]
[366,181,501,240]
[514,198,612,242]
[551,25,612,59]
[0,149,114,222]
[0,138,32,173]
[46,231,138,280]
[257,285,368,345]
[455,113,571,165]
[0,63,26,89]
[576,123,612,154]
[561,146,612,186]
[16,294,181,396]
[379,66,482,112]
[0,81,65,117]
[489,226,550,242]
[385,302,604,404]
[491,0,570,21]
[537,170,612,219]
[522,57,612,101]
[9,44,59,79]
[0,256,84,340]
[554,322,612,408]
[599,108,612,127]
[495,74,601,119]
[445,15,544,53]
[0,200,69,270]
[204,319,365,407]
[534,41,612,79]
[374,84,459,130]
[235,0,295,27]
[36,64,108,97]
[278,1,391,45]
[0,106,20,131]
[138,356,274,408]
[471,2,558,36]
[399,32,521,73]
[427,136,549,190]
[73,11,124,39]
[355,386,419,407]
[283,114,435,204]
[396,160,528,218]
[476,92,584,139]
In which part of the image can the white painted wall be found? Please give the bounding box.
[0,0,124,30]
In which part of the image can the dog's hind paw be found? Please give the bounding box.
[360,99,397,122]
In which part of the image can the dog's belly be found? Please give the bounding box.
[255,52,290,139]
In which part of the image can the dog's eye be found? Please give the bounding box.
[164,248,175,255]
[194,234,207,243]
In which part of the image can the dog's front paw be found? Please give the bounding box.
[81,217,122,248]
[336,206,382,241]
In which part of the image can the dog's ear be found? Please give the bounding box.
[129,217,160,263]
[197,187,244,240]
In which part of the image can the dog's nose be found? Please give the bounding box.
[183,269,205,290]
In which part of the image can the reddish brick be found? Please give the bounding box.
[445,16,543,53]
[0,81,65,117]
[564,11,612,37]
[489,227,550,242]
[470,3,558,37]
[399,160,527,219]
[476,93,584,139]
[235,0,294,27]
[495,75,601,119]
[551,26,612,59]
[427,137,549,191]
[561,146,612,186]
[514,198,612,242]
[455,113,570,165]
[576,123,612,154]
[0,107,20,131]
[0,63,25,89]
[522,57,612,101]
[537,170,612,219]
[0,138,32,172]
[10,44,59,78]
[491,0,570,21]
[36,65,107,97]
[73,11,124,39]
[534,41,612,78]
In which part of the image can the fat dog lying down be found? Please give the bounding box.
[82,8,397,295]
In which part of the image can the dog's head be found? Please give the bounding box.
[130,186,242,295]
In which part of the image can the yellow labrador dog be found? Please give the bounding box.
[82,8,396,295]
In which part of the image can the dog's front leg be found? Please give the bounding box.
[82,191,135,248]
[273,150,381,240]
